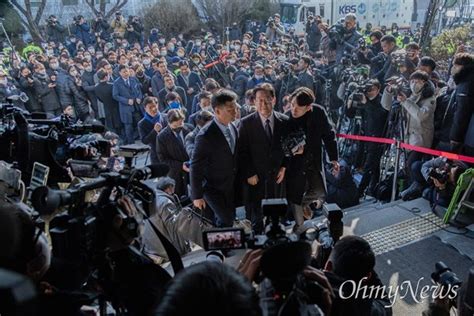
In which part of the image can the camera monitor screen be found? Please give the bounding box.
[202,228,245,251]
[30,162,49,190]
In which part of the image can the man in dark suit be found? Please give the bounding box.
[157,74,187,113]
[176,60,202,114]
[285,87,339,234]
[237,83,288,232]
[156,109,191,197]
[190,89,239,227]
[187,91,212,127]
[94,69,123,137]
[137,96,167,165]
[151,60,173,98]
[112,65,143,144]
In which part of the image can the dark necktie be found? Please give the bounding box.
[265,119,272,143]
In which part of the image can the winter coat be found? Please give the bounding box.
[382,81,436,148]
[33,73,61,114]
[18,76,41,112]
[450,63,474,155]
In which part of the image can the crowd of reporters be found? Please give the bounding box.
[0,9,473,316]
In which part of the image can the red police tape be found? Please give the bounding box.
[336,133,474,164]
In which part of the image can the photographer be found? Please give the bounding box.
[142,176,191,260]
[18,66,41,113]
[46,15,66,45]
[306,15,322,55]
[296,56,316,93]
[323,236,392,316]
[346,79,388,197]
[335,13,362,63]
[265,13,285,43]
[125,15,144,47]
[33,62,62,116]
[92,13,111,42]
[111,11,127,39]
[71,15,94,48]
[401,157,467,205]
[382,70,436,189]
[370,35,398,83]
[285,87,338,234]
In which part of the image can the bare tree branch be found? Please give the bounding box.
[105,0,128,19]
[84,0,101,16]
[34,0,47,25]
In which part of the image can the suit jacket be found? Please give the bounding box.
[156,125,191,175]
[137,114,167,165]
[190,120,238,201]
[95,81,122,130]
[238,111,288,200]
[112,76,143,124]
[176,71,202,113]
[157,86,187,113]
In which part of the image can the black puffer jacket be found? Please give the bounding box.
[33,73,61,114]
[18,76,41,112]
[65,76,90,117]
[450,63,474,155]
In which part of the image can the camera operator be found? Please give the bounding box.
[142,176,191,260]
[401,157,467,204]
[0,70,27,110]
[125,15,144,47]
[370,35,398,83]
[265,13,285,43]
[356,30,382,66]
[322,235,392,316]
[335,13,362,63]
[285,87,338,234]
[450,53,474,157]
[18,66,41,113]
[46,15,66,45]
[111,11,127,39]
[92,13,111,42]
[382,70,436,189]
[71,15,94,48]
[32,62,62,116]
[306,14,322,55]
[346,79,388,197]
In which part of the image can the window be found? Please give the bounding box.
[308,6,316,17]
[320,4,325,18]
[281,4,298,24]
[62,0,79,5]
[30,0,42,8]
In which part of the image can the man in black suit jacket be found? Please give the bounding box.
[176,60,202,114]
[156,109,191,197]
[190,89,239,227]
[237,83,288,232]
[137,96,167,165]
[157,74,187,113]
[285,87,339,234]
[94,69,123,137]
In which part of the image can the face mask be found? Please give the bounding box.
[0,78,7,85]
[46,49,54,56]
[195,41,202,46]
[169,101,181,109]
[368,94,377,100]
[230,45,235,50]
[243,39,250,44]
[84,55,91,61]
[228,59,236,65]
[88,49,95,54]
[410,81,423,94]
[143,59,151,65]
[177,52,185,58]
[160,51,167,56]
[96,54,103,59]
[235,45,241,51]
[50,62,59,69]
[255,74,263,80]
[178,35,183,40]
[85,66,93,72]
[159,39,166,44]
[38,70,47,75]
[193,59,200,64]
[209,39,216,45]
[168,45,175,51]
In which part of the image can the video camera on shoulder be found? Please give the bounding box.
[281,130,306,157]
